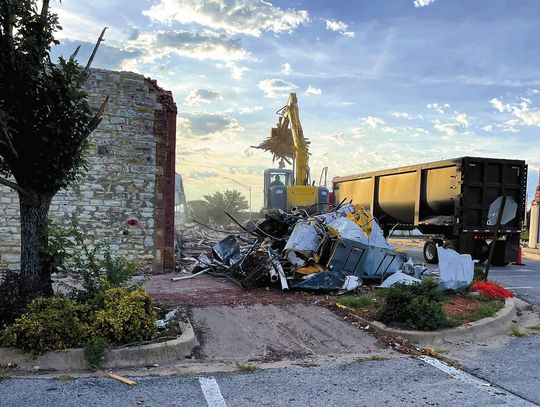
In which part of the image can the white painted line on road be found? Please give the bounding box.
[419,356,535,406]
[199,377,227,407]
[506,286,535,289]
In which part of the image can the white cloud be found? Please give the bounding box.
[360,116,385,129]
[128,30,249,63]
[341,102,355,107]
[489,95,540,128]
[143,0,309,38]
[258,78,297,98]
[324,131,345,146]
[426,103,449,114]
[350,127,365,138]
[391,112,412,120]
[381,127,398,134]
[184,89,223,105]
[455,113,470,128]
[324,19,355,38]
[239,105,263,114]
[482,125,493,132]
[281,63,292,75]
[413,0,437,7]
[490,98,507,112]
[305,85,322,96]
[433,119,460,137]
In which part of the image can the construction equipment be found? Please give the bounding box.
[255,93,329,212]
[333,157,527,266]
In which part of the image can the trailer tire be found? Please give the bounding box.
[490,240,509,267]
[474,240,489,264]
[423,240,440,264]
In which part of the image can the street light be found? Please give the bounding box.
[225,177,252,220]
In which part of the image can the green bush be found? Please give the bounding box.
[84,337,108,369]
[377,279,452,331]
[91,288,157,345]
[0,297,89,354]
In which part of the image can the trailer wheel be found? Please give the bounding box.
[423,240,440,264]
[490,240,509,267]
[474,240,489,264]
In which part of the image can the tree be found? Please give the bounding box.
[203,189,249,225]
[0,1,106,297]
[186,200,210,224]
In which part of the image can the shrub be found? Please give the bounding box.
[0,271,30,331]
[377,279,452,331]
[91,288,157,345]
[84,337,108,369]
[70,235,139,300]
[0,297,89,354]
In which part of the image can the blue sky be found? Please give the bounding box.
[50,0,540,210]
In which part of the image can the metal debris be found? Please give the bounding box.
[173,203,415,293]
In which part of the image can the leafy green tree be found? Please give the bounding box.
[0,1,106,297]
[203,189,249,225]
[187,200,211,224]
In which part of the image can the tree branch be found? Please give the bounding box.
[84,27,108,78]
[0,129,18,160]
[85,95,109,137]
[40,0,50,20]
[0,176,28,195]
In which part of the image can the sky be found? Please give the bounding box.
[49,0,540,210]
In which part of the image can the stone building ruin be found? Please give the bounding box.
[0,68,177,272]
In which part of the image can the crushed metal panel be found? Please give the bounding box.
[328,238,403,279]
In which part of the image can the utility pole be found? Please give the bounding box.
[225,177,252,221]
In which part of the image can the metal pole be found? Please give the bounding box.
[484,196,507,281]
[249,186,252,221]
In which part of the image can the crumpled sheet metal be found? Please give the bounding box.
[378,272,420,288]
[212,235,243,267]
[437,246,473,292]
[291,238,403,292]
[284,221,325,259]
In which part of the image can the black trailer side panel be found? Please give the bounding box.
[333,156,527,263]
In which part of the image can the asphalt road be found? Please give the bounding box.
[0,358,534,407]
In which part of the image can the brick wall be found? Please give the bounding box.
[0,68,176,272]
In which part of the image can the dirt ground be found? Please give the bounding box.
[190,303,395,364]
[144,273,319,307]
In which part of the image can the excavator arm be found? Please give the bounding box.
[282,93,310,186]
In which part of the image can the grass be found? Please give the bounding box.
[336,294,373,309]
[511,325,529,337]
[368,355,388,361]
[237,364,257,373]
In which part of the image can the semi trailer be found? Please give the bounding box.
[333,157,527,266]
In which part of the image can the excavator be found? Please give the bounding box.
[254,93,330,212]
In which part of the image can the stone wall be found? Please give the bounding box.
[0,68,177,272]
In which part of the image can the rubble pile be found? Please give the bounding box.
[175,203,432,293]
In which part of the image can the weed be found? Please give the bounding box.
[526,325,540,332]
[55,374,75,382]
[511,325,529,337]
[337,294,373,308]
[84,337,108,369]
[368,355,388,361]
[0,369,9,381]
[237,364,257,373]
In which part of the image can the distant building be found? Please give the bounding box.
[0,68,177,272]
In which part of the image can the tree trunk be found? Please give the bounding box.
[18,192,53,297]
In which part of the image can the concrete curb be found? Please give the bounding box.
[352,298,516,346]
[0,318,198,372]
